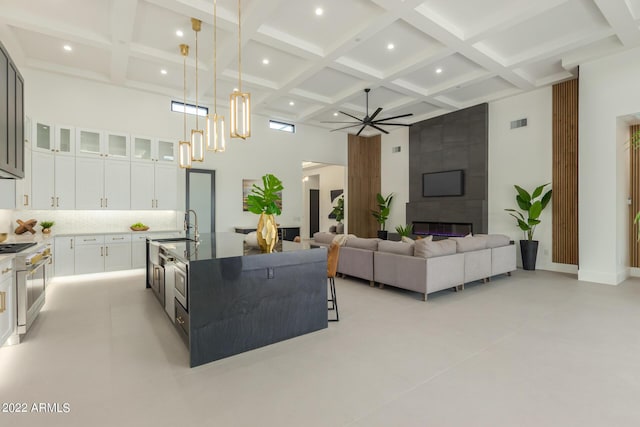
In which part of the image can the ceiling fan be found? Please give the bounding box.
[322,88,413,136]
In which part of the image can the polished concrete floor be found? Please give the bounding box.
[2,269,640,426]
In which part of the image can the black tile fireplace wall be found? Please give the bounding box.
[407,103,488,235]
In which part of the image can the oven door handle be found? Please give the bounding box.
[17,255,52,273]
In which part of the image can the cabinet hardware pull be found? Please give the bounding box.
[176,316,185,325]
[114,237,124,240]
[24,194,28,206]
[100,247,103,256]
[70,239,74,249]
[105,198,108,208]
[0,291,6,313]
[100,198,103,208]
[106,247,109,256]
[51,197,54,207]
[56,197,59,207]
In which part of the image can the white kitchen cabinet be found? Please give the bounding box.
[54,125,75,156]
[32,120,53,153]
[74,235,105,275]
[131,162,177,210]
[76,157,130,210]
[31,151,75,209]
[14,138,31,208]
[131,234,149,268]
[54,236,75,277]
[132,136,176,163]
[0,180,15,209]
[76,128,130,159]
[104,235,132,272]
[0,258,15,347]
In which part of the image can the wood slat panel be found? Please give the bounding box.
[552,78,579,265]
[630,125,640,267]
[348,133,381,238]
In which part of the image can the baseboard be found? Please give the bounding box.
[537,263,578,275]
[630,267,640,277]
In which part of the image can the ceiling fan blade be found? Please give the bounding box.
[338,111,364,122]
[369,107,383,121]
[320,121,362,124]
[356,125,367,136]
[373,113,414,122]
[372,123,413,126]
[370,124,390,134]
[330,124,365,132]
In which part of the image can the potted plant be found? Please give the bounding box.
[395,224,413,239]
[505,183,552,270]
[40,221,55,234]
[331,196,344,234]
[246,174,284,253]
[371,192,394,240]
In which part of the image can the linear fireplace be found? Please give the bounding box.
[413,221,473,238]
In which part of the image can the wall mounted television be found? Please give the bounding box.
[422,169,464,197]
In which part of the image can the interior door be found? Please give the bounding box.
[186,169,215,235]
[310,189,319,237]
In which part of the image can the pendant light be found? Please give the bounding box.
[190,18,205,162]
[206,0,226,152]
[230,0,251,139]
[178,43,192,169]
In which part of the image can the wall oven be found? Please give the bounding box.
[174,260,188,310]
[16,246,51,335]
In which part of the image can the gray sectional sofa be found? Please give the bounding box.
[311,231,516,301]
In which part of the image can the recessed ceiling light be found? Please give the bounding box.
[160,69,168,75]
[387,43,395,50]
[176,30,184,37]
[262,58,270,65]
[436,68,443,74]
[333,112,339,116]
[63,44,72,52]
[289,101,295,106]
[315,8,323,16]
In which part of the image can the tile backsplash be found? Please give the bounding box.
[7,210,181,234]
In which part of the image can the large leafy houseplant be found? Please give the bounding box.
[331,196,344,224]
[505,183,552,241]
[246,174,284,253]
[371,193,394,239]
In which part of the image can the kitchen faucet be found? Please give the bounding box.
[185,210,199,242]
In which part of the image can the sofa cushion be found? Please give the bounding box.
[313,232,335,245]
[377,240,414,256]
[477,234,511,248]
[451,235,488,253]
[414,238,456,258]
[345,237,380,251]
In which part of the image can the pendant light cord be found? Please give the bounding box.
[214,0,217,115]
[183,48,187,140]
[195,25,199,129]
[238,0,242,93]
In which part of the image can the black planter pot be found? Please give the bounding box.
[377,230,388,240]
[520,240,539,270]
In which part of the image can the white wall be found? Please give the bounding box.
[579,47,640,284]
[488,87,559,272]
[300,165,346,238]
[22,68,347,232]
[381,127,409,233]
[0,210,11,233]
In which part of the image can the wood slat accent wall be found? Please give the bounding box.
[552,78,579,265]
[348,133,381,238]
[630,125,640,267]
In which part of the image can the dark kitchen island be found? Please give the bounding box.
[148,232,327,367]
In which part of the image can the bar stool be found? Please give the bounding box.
[327,242,340,322]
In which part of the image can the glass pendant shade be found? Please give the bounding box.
[191,130,205,161]
[230,91,251,139]
[179,140,192,169]
[206,113,226,152]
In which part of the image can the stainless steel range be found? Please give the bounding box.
[12,242,52,336]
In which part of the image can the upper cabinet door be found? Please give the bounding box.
[105,131,130,159]
[55,125,75,156]
[156,139,177,163]
[131,135,153,162]
[32,120,54,153]
[76,128,103,157]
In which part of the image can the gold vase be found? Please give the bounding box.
[256,213,278,253]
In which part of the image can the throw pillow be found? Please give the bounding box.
[414,238,456,258]
[332,234,349,246]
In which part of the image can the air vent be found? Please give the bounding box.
[510,118,528,129]
[392,146,401,153]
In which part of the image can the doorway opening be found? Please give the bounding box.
[186,169,215,235]
[301,161,346,239]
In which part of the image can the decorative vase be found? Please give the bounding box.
[520,240,539,270]
[336,223,344,234]
[377,230,388,240]
[42,228,51,234]
[256,213,278,253]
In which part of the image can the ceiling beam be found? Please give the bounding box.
[592,0,640,47]
[109,0,138,85]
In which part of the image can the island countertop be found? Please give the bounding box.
[151,232,315,263]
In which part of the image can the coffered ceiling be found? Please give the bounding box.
[1,0,639,131]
